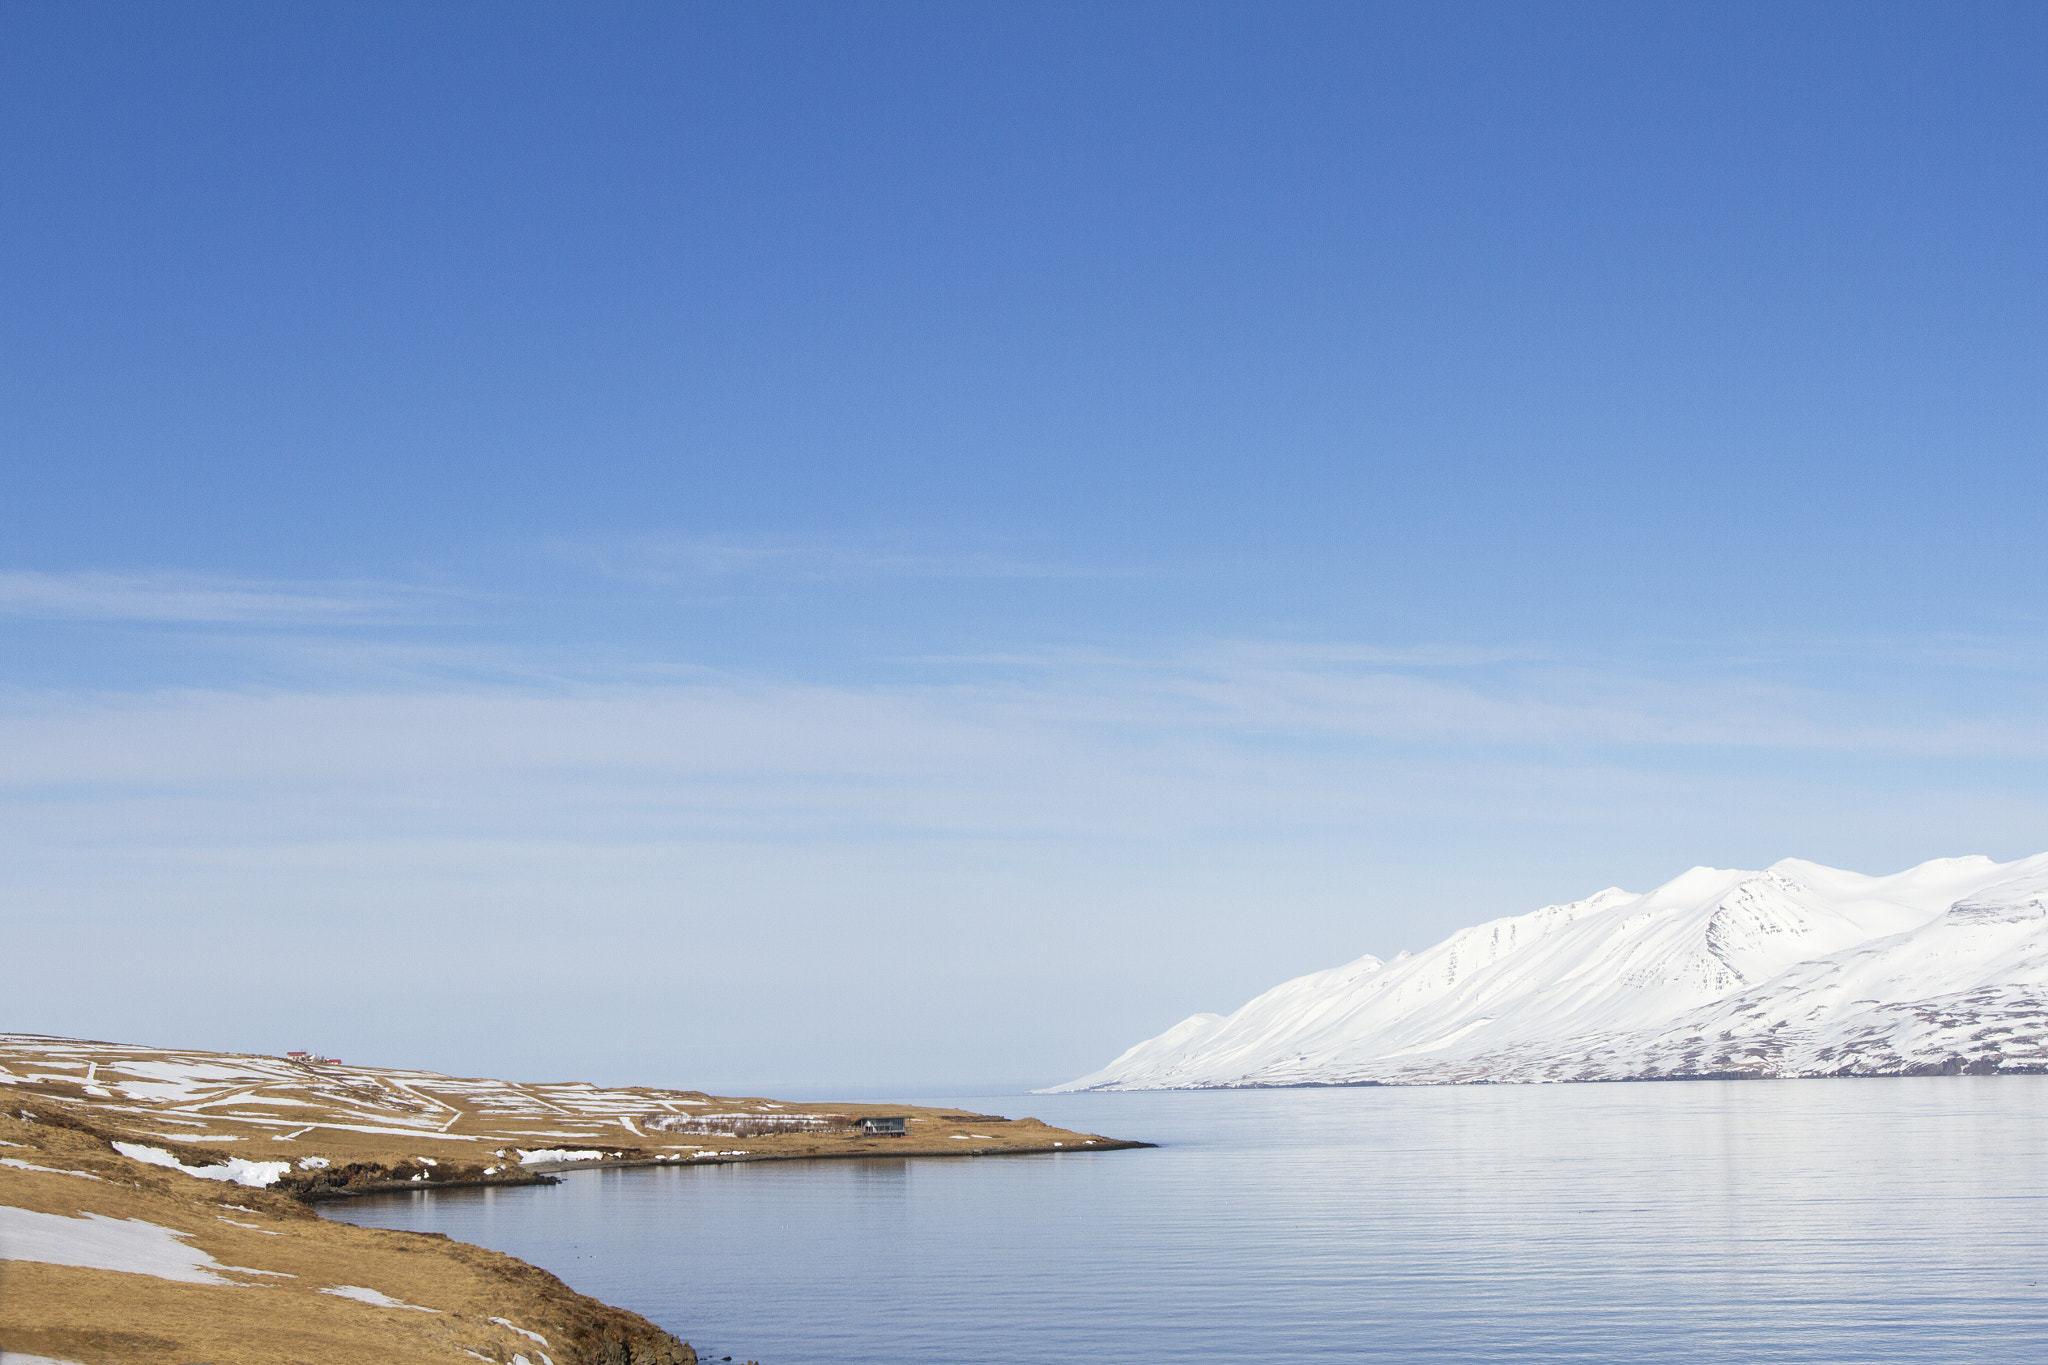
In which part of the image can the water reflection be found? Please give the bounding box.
[323,1079,2048,1364]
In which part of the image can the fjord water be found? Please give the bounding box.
[323,1081,2048,1363]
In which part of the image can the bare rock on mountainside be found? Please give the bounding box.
[1051,852,2048,1090]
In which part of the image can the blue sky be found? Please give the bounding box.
[3,2,2045,1092]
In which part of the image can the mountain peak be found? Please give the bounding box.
[1045,851,2048,1091]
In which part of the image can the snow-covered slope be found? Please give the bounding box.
[1049,853,2048,1090]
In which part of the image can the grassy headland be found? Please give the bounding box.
[0,1033,1148,1364]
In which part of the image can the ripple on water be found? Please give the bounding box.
[321,1078,2048,1364]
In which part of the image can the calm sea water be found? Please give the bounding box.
[322,1080,2048,1363]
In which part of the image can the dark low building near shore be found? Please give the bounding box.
[857,1116,907,1137]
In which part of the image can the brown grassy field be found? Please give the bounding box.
[0,1101,692,1365]
[0,1034,1148,1364]
[0,1034,1144,1194]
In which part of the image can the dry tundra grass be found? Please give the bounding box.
[0,1034,1148,1363]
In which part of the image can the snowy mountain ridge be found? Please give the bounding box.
[1048,852,2048,1090]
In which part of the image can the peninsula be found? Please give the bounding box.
[0,1033,1147,1365]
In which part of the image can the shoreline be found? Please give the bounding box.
[0,1033,1155,1206]
[0,1033,1155,1363]
[1052,1063,2048,1094]
[311,1136,1157,1201]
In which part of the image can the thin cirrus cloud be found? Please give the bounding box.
[3,562,2040,852]
[554,533,1136,586]
[0,570,446,625]
[3,643,2040,807]
[910,643,2047,759]
[8,602,2042,1091]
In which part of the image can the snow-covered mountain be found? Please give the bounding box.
[1048,853,2048,1090]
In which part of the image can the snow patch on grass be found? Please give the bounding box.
[112,1141,290,1188]
[491,1317,551,1347]
[319,1284,440,1311]
[0,1207,251,1285]
[517,1148,608,1165]
[0,1156,102,1180]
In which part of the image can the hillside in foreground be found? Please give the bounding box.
[0,1036,1146,1364]
[0,1098,693,1365]
[1051,852,2048,1091]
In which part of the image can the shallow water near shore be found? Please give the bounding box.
[322,1079,2048,1363]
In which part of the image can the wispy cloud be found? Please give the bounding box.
[6,558,2040,762]
[914,641,2048,758]
[4,638,2043,818]
[8,623,2044,1092]
[556,533,1132,586]
[0,570,444,625]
